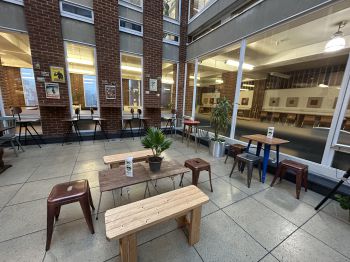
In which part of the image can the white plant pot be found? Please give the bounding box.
[209,140,226,158]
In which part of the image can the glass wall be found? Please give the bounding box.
[190,0,213,19]
[161,61,177,117]
[0,31,40,120]
[233,5,350,164]
[66,42,98,117]
[184,61,196,118]
[163,0,179,21]
[194,45,240,136]
[121,53,143,117]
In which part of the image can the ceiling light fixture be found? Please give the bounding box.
[242,83,254,88]
[225,59,254,70]
[161,78,174,84]
[190,76,200,80]
[121,65,142,72]
[215,79,223,84]
[318,83,329,88]
[325,21,347,53]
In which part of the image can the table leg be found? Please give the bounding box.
[129,120,134,140]
[256,142,262,156]
[262,144,271,183]
[246,140,252,153]
[93,121,97,141]
[276,145,280,166]
[182,124,186,143]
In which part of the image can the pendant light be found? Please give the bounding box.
[325,21,347,53]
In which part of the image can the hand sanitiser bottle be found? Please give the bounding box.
[125,156,133,177]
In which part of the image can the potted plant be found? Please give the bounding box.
[210,97,232,157]
[141,127,172,172]
[335,194,350,222]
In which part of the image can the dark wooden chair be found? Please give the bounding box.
[285,113,297,126]
[230,153,261,188]
[46,179,95,250]
[270,160,308,199]
[271,112,280,123]
[260,111,268,122]
[318,116,333,128]
[225,143,245,163]
[343,118,350,131]
[301,115,316,127]
[179,158,213,192]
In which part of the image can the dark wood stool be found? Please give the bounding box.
[270,160,308,199]
[46,179,95,251]
[225,144,246,163]
[179,158,213,192]
[230,153,261,188]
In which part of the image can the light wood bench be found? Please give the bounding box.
[105,185,209,262]
[103,149,153,168]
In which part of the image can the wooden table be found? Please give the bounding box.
[103,149,153,168]
[242,134,289,183]
[182,120,200,152]
[96,160,191,219]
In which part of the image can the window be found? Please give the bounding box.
[119,19,143,36]
[60,1,94,24]
[161,61,177,118]
[119,0,142,9]
[163,32,179,45]
[20,68,38,107]
[190,0,215,19]
[3,0,23,5]
[121,54,143,115]
[65,42,98,116]
[163,0,179,21]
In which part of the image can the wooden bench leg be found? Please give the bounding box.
[188,207,202,245]
[176,215,189,228]
[119,234,137,262]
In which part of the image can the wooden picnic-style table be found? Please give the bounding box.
[242,134,289,183]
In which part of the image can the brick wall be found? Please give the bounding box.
[221,72,237,103]
[0,65,25,112]
[24,0,71,137]
[177,0,189,118]
[143,0,163,127]
[93,0,122,133]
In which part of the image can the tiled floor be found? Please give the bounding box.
[0,135,349,262]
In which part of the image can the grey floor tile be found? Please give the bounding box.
[223,197,297,251]
[195,210,267,262]
[29,162,75,182]
[70,170,100,188]
[201,200,220,217]
[137,219,178,246]
[0,184,22,208]
[272,229,349,262]
[0,198,47,242]
[76,150,106,162]
[210,162,233,177]
[73,159,106,174]
[302,211,350,258]
[253,187,316,226]
[44,217,118,262]
[8,176,69,205]
[138,229,202,262]
[322,200,350,224]
[0,230,46,262]
[0,165,38,186]
[198,178,247,208]
[260,254,280,262]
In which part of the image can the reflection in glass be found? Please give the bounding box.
[161,61,177,117]
[190,0,212,18]
[20,68,38,106]
[163,0,179,20]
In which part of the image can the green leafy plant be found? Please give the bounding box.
[211,97,232,141]
[335,194,350,221]
[141,127,172,158]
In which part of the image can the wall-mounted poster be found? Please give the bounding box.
[286,97,299,107]
[307,97,323,108]
[45,83,60,99]
[269,97,280,107]
[149,79,158,91]
[105,85,116,99]
[241,98,249,105]
[50,66,65,83]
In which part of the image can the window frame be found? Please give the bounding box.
[163,31,180,46]
[59,0,94,24]
[119,18,143,37]
[163,0,181,24]
[188,0,218,23]
[2,0,23,6]
[119,0,143,12]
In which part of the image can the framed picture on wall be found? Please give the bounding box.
[241,98,249,105]
[307,97,323,108]
[50,66,65,83]
[269,97,280,107]
[105,85,116,99]
[45,82,60,99]
[286,97,299,107]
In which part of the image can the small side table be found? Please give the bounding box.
[61,118,83,145]
[180,158,213,192]
[92,117,108,141]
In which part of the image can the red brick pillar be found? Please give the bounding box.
[177,0,189,117]
[94,0,122,134]
[24,0,71,137]
[221,72,237,104]
[250,79,266,118]
[143,0,163,127]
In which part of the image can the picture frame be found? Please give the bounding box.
[269,97,280,107]
[307,97,323,108]
[45,82,60,99]
[50,66,65,83]
[241,98,249,105]
[286,97,299,107]
[105,85,116,99]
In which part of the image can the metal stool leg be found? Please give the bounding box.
[95,192,102,220]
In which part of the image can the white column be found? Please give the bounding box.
[230,39,247,138]
[182,63,188,117]
[175,62,179,111]
[191,58,199,120]
[321,52,350,166]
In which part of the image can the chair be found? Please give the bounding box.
[270,159,308,199]
[318,116,333,128]
[230,153,261,188]
[46,179,95,251]
[11,106,44,147]
[225,144,245,164]
[343,118,350,131]
[301,115,316,127]
[260,111,268,122]
[285,114,297,126]
[271,112,280,123]
[164,109,177,136]
[0,117,25,156]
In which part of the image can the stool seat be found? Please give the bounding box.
[48,180,88,204]
[237,153,260,162]
[181,158,213,192]
[230,153,261,188]
[279,160,307,170]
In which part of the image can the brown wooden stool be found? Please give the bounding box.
[270,160,308,199]
[225,144,246,164]
[46,179,95,251]
[179,158,213,192]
